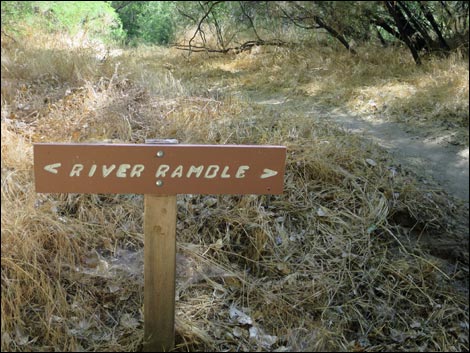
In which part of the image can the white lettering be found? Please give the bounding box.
[65,163,253,180]
[116,164,131,178]
[67,163,147,178]
[156,164,170,178]
[102,165,116,177]
[221,166,231,178]
[204,165,219,179]
[235,166,249,178]
[88,164,97,177]
[130,164,145,177]
[171,165,184,178]
[186,165,204,178]
[70,164,84,177]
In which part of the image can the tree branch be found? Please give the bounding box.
[173,38,293,54]
[397,1,432,51]
[418,0,451,51]
[282,2,356,54]
[239,1,262,41]
[385,1,422,64]
[187,1,223,54]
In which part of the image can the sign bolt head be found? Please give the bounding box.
[156,180,164,187]
[156,151,164,158]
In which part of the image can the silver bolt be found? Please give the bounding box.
[156,150,164,157]
[156,180,163,187]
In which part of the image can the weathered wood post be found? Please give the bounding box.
[143,139,178,352]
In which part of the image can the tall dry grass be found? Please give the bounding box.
[177,41,468,145]
[1,31,468,351]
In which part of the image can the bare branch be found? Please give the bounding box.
[278,4,319,30]
[187,1,223,54]
[173,38,293,54]
[239,1,262,41]
[175,6,197,23]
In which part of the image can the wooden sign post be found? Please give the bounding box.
[33,142,286,351]
[144,194,177,351]
[143,139,178,352]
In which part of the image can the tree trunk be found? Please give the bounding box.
[313,15,357,54]
[372,17,402,41]
[397,1,434,51]
[418,0,451,52]
[385,1,422,64]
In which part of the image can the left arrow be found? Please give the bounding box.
[44,163,61,174]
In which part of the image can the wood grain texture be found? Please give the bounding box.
[143,194,177,352]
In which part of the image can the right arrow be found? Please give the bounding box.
[260,168,278,179]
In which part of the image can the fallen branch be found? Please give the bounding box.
[173,39,294,54]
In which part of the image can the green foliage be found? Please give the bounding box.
[111,1,146,41]
[1,1,124,42]
[137,2,176,45]
[39,1,124,40]
[1,1,36,30]
[112,1,176,45]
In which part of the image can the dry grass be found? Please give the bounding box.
[1,32,469,352]
[176,42,468,145]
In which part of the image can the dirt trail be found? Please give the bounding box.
[247,93,469,265]
[328,110,469,205]
[249,94,470,207]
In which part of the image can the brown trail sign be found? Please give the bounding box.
[33,142,286,351]
[34,143,286,195]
